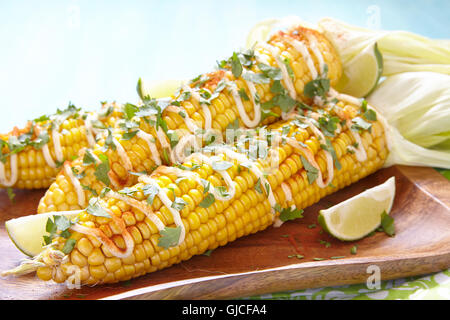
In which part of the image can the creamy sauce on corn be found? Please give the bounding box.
[112,137,133,172]
[328,89,368,162]
[258,43,297,100]
[107,189,165,231]
[52,129,64,164]
[0,154,18,187]
[285,37,318,79]
[183,86,212,130]
[305,33,325,75]
[71,209,135,259]
[137,130,162,166]
[301,118,335,188]
[138,175,186,245]
[63,162,86,207]
[229,79,261,128]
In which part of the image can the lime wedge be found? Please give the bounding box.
[5,210,81,257]
[336,42,383,98]
[318,177,395,241]
[137,78,184,99]
[245,18,281,49]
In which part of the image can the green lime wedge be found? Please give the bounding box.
[5,210,81,257]
[336,42,383,98]
[137,78,184,99]
[318,177,395,241]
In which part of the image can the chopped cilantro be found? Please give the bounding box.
[242,70,271,84]
[300,156,319,184]
[238,88,250,101]
[6,187,15,203]
[211,160,233,171]
[279,207,304,222]
[199,193,215,208]
[380,211,395,236]
[351,117,372,132]
[94,154,111,187]
[257,63,282,80]
[122,130,138,141]
[215,186,230,198]
[142,184,159,205]
[158,226,181,249]
[86,197,111,218]
[171,197,187,211]
[62,239,77,254]
[304,78,330,100]
[231,52,243,78]
[123,103,139,120]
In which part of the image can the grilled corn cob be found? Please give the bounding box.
[0,102,121,190]
[36,24,342,213]
[7,96,388,285]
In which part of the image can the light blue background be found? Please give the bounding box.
[0,0,449,132]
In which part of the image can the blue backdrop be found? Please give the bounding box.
[0,0,448,131]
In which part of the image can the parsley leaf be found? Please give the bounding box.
[171,197,187,211]
[279,207,304,222]
[158,226,181,249]
[142,184,159,205]
[123,103,139,120]
[94,154,111,186]
[352,117,372,132]
[83,149,97,166]
[62,239,77,254]
[231,52,243,78]
[199,193,215,208]
[6,187,15,203]
[86,198,111,218]
[380,211,395,236]
[211,160,233,171]
[257,63,282,80]
[304,78,330,99]
[300,156,319,184]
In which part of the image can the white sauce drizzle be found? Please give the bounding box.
[84,113,101,147]
[138,175,186,245]
[305,33,325,75]
[107,190,165,231]
[185,152,236,201]
[184,86,212,130]
[285,37,318,79]
[71,209,135,259]
[52,129,64,163]
[42,143,57,168]
[165,105,199,133]
[0,154,18,187]
[258,43,297,100]
[328,88,368,162]
[112,138,133,172]
[63,162,86,207]
[228,78,261,128]
[212,146,277,211]
[302,118,335,188]
[273,182,296,228]
[136,130,161,166]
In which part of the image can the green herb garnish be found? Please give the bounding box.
[158,226,181,249]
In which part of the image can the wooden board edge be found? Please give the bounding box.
[102,251,450,300]
[396,165,450,209]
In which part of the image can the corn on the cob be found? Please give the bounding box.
[36,25,342,213]
[5,95,388,285]
[0,102,121,190]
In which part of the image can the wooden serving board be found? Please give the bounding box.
[0,165,449,300]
